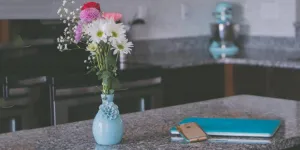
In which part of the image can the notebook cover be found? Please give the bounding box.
[170,136,271,144]
[170,117,280,137]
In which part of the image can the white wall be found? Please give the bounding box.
[0,0,296,40]
[239,0,296,37]
[296,0,300,22]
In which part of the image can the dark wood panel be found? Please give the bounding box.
[283,145,300,150]
[233,65,267,96]
[162,64,224,107]
[233,65,300,101]
[0,20,9,43]
[224,64,234,96]
[269,68,300,100]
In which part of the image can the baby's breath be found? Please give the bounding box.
[57,0,134,94]
[57,8,62,14]
[57,0,81,51]
[64,8,68,14]
[62,0,67,6]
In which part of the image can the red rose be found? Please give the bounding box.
[81,2,101,11]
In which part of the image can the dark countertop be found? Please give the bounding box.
[0,39,55,50]
[0,95,299,150]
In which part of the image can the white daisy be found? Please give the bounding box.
[105,18,126,44]
[85,19,108,43]
[112,38,133,55]
[86,42,98,52]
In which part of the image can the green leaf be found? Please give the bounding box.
[86,66,99,75]
[113,67,118,76]
[109,89,115,94]
[100,71,113,85]
[111,77,121,89]
[106,54,117,65]
[97,75,102,80]
[101,71,112,79]
[86,68,95,74]
[12,34,24,47]
[96,70,102,76]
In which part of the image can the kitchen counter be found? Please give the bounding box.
[169,58,300,70]
[2,38,300,70]
[0,95,299,150]
[167,57,300,70]
[132,49,300,69]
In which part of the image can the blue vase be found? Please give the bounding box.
[92,94,123,145]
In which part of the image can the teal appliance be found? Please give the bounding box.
[209,2,239,59]
[170,117,281,138]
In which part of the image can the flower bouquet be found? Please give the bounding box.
[57,0,133,94]
[57,0,133,145]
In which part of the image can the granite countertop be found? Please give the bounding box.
[0,95,299,150]
[132,49,300,70]
[169,57,300,70]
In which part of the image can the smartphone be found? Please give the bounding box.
[176,122,208,143]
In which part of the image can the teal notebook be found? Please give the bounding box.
[170,117,281,137]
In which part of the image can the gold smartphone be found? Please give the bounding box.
[176,122,207,142]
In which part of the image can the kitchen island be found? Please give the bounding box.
[0,95,299,150]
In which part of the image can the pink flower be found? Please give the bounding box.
[102,12,122,21]
[74,22,83,43]
[80,8,101,23]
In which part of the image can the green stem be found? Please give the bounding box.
[102,78,112,94]
[102,52,106,69]
[64,48,84,51]
[105,44,109,70]
[115,53,119,66]
[96,42,116,94]
[95,53,101,70]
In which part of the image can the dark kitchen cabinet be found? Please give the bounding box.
[55,84,163,124]
[233,65,300,101]
[162,64,224,106]
[233,65,268,96]
[268,68,300,100]
[284,145,300,150]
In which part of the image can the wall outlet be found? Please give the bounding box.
[137,5,147,20]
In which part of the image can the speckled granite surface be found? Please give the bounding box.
[155,57,300,70]
[130,48,300,69]
[0,95,299,150]
[128,35,300,69]
[132,36,300,55]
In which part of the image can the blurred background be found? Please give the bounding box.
[0,0,300,134]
